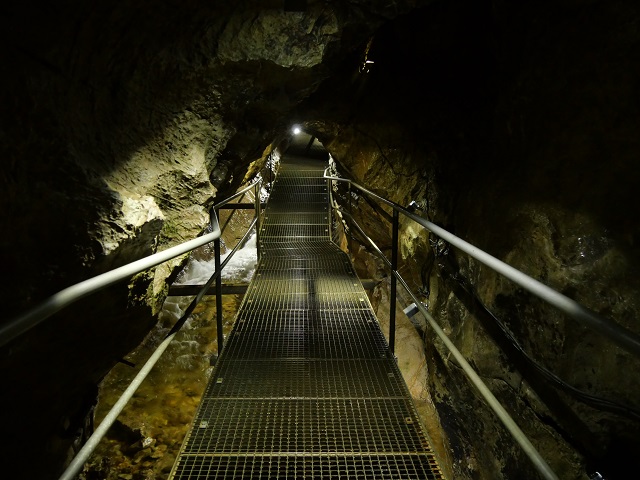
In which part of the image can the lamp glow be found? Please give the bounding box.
[292,126,302,135]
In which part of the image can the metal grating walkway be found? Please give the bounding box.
[169,155,445,479]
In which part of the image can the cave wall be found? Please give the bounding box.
[2,0,639,478]
[303,0,640,478]
[0,1,433,478]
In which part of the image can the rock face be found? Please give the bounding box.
[0,1,429,478]
[1,0,639,479]
[301,1,640,479]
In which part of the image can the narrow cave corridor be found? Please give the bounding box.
[1,1,639,479]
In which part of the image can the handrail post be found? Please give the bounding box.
[327,176,333,239]
[322,173,640,359]
[390,209,399,355]
[255,180,261,259]
[214,213,224,355]
[337,206,559,480]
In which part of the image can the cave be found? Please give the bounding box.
[1,0,639,479]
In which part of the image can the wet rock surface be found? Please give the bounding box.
[78,293,242,480]
[301,1,640,478]
[0,1,429,477]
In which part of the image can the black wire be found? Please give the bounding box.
[333,198,640,421]
[451,271,640,422]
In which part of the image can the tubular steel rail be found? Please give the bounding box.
[0,180,261,349]
[60,213,259,480]
[168,155,445,479]
[9,148,622,479]
[324,169,640,358]
[323,168,639,480]
[0,179,263,480]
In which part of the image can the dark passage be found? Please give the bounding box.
[169,154,444,478]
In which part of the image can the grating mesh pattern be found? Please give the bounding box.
[233,310,380,333]
[246,277,364,296]
[268,193,328,203]
[183,398,430,454]
[170,155,444,479]
[271,184,327,195]
[263,212,329,224]
[261,224,329,239]
[204,359,409,399]
[240,293,372,312]
[259,242,344,258]
[172,455,442,480]
[261,203,329,214]
[222,329,389,359]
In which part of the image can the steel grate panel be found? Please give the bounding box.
[275,174,326,181]
[234,309,311,333]
[253,269,356,281]
[259,251,350,264]
[258,257,354,272]
[222,329,389,359]
[259,243,346,258]
[183,398,430,454]
[247,277,364,296]
[278,159,325,169]
[271,185,327,195]
[172,454,443,480]
[268,193,328,203]
[273,176,327,186]
[170,154,445,480]
[246,279,313,296]
[262,202,328,213]
[252,269,357,281]
[277,165,326,174]
[278,163,326,170]
[241,292,372,312]
[261,224,329,238]
[204,359,409,399]
[233,312,380,336]
[233,309,380,334]
[317,309,381,330]
[263,212,329,225]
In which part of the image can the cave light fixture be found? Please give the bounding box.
[292,124,302,135]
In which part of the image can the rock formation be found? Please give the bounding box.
[300,1,640,478]
[1,0,638,479]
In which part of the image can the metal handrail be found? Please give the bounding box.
[325,171,558,477]
[334,207,558,480]
[56,181,262,480]
[1,223,221,349]
[59,214,259,480]
[339,207,558,480]
[324,169,640,357]
[0,180,262,349]
[324,168,640,478]
[213,179,261,209]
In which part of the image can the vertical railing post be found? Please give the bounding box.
[327,177,332,240]
[255,180,261,259]
[390,209,399,356]
[214,212,224,355]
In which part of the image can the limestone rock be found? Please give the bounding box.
[218,8,339,68]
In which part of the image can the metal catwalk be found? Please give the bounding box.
[169,155,444,479]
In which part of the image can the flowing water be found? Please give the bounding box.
[80,235,257,480]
